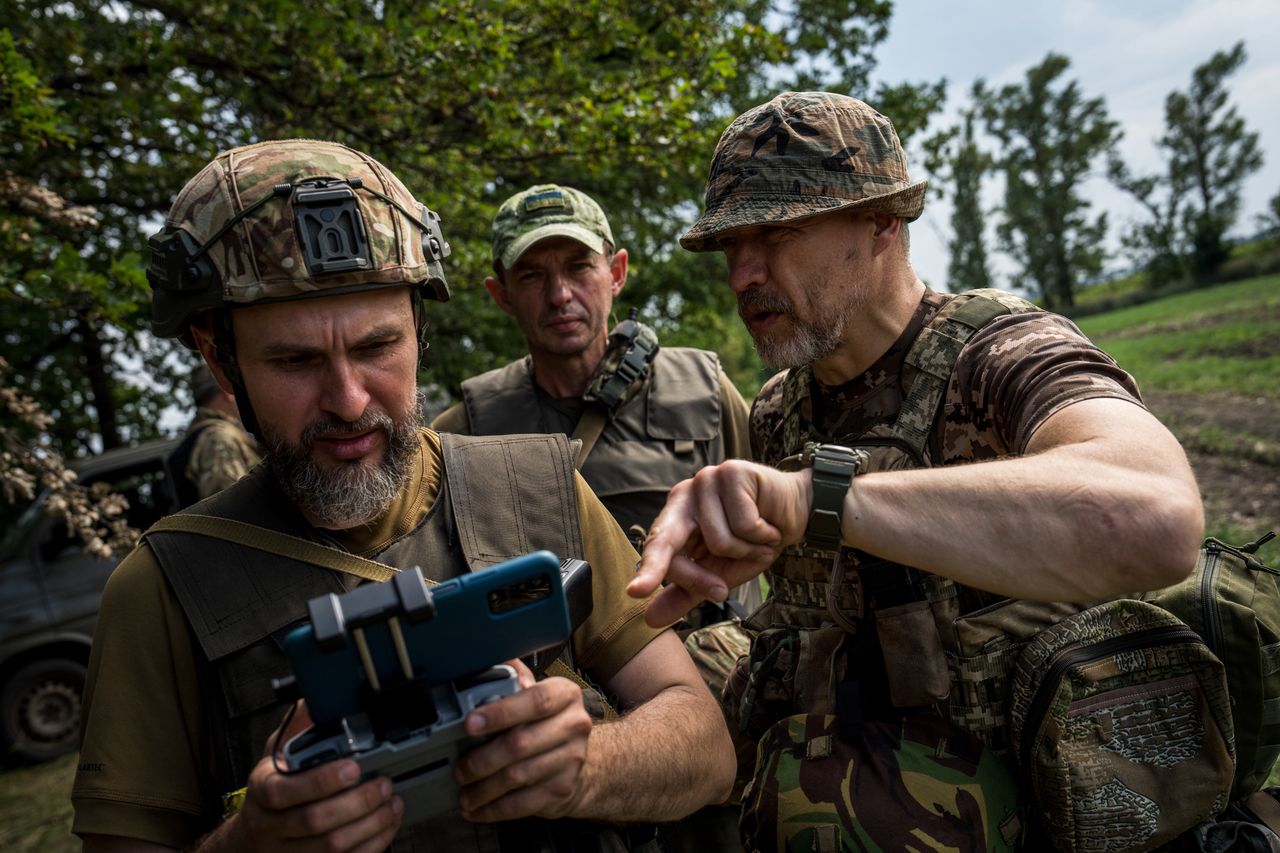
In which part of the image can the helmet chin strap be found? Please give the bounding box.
[211,311,262,440]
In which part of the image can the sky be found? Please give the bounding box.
[870,0,1280,291]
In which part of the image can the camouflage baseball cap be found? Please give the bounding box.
[148,139,450,341]
[491,184,614,269]
[680,92,928,252]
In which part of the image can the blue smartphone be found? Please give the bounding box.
[282,550,572,726]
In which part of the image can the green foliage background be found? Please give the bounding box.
[1,0,946,459]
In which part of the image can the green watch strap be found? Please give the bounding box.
[801,443,867,550]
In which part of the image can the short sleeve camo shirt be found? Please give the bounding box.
[750,287,1144,466]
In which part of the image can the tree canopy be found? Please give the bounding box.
[2,0,941,462]
[974,54,1119,309]
[922,108,992,293]
[1111,41,1264,286]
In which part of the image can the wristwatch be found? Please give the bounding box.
[800,442,868,550]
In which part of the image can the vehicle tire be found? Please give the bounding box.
[0,658,86,763]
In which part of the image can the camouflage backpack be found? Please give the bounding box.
[1142,532,1280,798]
[1009,597,1236,853]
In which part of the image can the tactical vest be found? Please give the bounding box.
[737,289,1066,760]
[460,348,724,536]
[145,432,649,853]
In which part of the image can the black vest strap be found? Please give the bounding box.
[166,419,217,509]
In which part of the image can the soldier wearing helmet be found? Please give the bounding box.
[72,140,734,852]
[629,92,1203,850]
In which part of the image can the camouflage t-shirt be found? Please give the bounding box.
[750,287,1144,465]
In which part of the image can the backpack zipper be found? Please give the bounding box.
[1200,545,1224,657]
[1021,623,1203,778]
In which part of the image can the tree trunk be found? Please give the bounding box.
[77,312,121,450]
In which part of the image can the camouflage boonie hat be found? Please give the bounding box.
[492,184,614,269]
[148,139,450,341]
[681,91,928,252]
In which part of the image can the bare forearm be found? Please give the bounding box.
[843,436,1202,601]
[571,684,734,822]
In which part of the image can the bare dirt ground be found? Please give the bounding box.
[1144,391,1280,544]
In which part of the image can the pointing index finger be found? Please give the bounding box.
[626,487,696,599]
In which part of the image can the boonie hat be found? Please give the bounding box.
[492,184,614,269]
[681,91,928,252]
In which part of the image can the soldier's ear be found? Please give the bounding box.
[608,248,628,296]
[484,276,516,316]
[869,214,900,257]
[190,324,236,396]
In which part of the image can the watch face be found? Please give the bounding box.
[814,444,867,476]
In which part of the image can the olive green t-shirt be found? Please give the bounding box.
[72,429,662,846]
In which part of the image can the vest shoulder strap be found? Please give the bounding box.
[460,357,540,436]
[148,514,399,583]
[892,289,1040,460]
[166,418,218,508]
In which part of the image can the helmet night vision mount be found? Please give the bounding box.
[147,176,451,302]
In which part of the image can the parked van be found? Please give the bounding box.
[0,438,180,763]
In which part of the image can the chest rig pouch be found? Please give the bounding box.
[730,289,1058,764]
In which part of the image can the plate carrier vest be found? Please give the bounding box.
[145,432,655,853]
[461,347,724,538]
[737,288,1072,760]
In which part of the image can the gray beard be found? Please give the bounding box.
[740,288,857,370]
[755,319,845,369]
[261,391,423,529]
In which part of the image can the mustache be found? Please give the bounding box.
[299,409,394,449]
[737,288,794,320]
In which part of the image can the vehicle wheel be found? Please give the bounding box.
[0,658,86,763]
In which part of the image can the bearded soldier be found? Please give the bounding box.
[630,92,1203,851]
[73,140,733,853]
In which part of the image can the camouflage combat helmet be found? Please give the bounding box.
[681,91,928,252]
[147,139,451,345]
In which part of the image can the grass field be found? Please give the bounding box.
[1077,275,1280,400]
[1076,276,1280,543]
[3,275,1278,847]
[0,753,78,852]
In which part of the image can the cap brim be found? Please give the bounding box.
[500,224,608,268]
[680,180,928,252]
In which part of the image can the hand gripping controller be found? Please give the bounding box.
[275,551,592,826]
